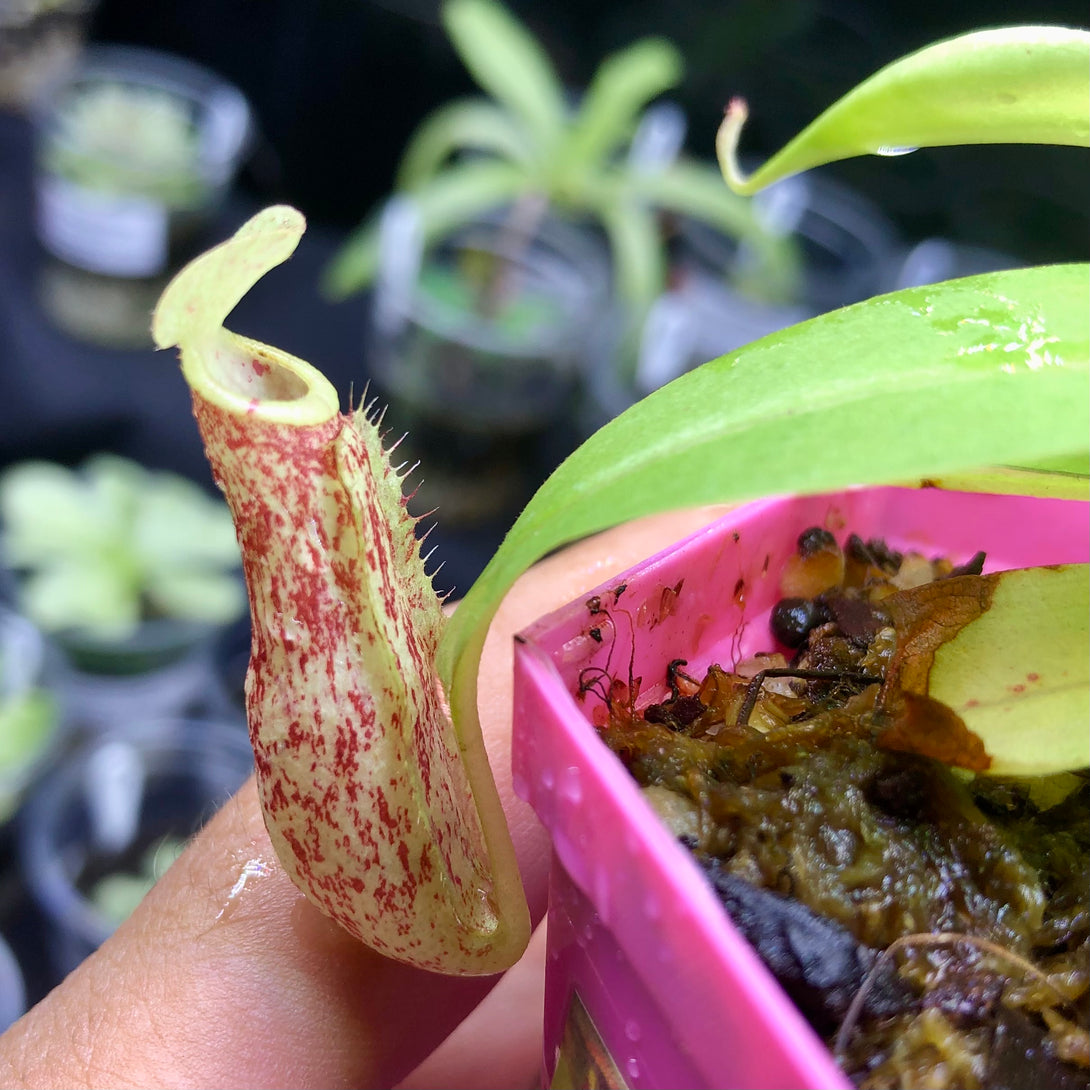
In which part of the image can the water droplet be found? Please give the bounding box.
[624,1019,643,1043]
[540,767,555,791]
[923,291,1063,372]
[874,144,918,157]
[643,890,661,921]
[559,765,582,806]
[215,856,274,922]
[626,1057,641,1081]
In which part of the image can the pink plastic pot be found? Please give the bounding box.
[512,486,1088,1090]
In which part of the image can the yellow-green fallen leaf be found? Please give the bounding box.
[930,565,1089,775]
[906,464,1089,501]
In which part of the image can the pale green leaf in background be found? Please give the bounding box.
[0,689,56,770]
[0,461,116,564]
[147,570,246,625]
[1,452,244,635]
[554,37,682,187]
[590,195,666,324]
[134,475,241,571]
[442,0,567,156]
[21,562,140,634]
[629,161,802,301]
[322,160,527,297]
[395,98,538,190]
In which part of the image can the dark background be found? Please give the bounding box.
[0,0,1086,1012]
[85,0,1089,255]
[0,0,1086,590]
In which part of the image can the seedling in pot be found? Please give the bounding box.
[323,0,799,321]
[151,25,1088,978]
[0,455,245,644]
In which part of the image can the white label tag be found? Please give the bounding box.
[35,175,169,278]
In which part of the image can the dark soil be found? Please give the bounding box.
[597,528,1089,1090]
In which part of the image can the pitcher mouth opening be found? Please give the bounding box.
[184,332,341,427]
[213,339,311,402]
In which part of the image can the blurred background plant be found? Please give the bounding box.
[0,0,97,111]
[0,0,1084,1010]
[41,75,203,205]
[0,606,58,822]
[322,0,800,320]
[317,0,818,527]
[29,44,253,348]
[0,454,244,642]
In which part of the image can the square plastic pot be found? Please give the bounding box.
[512,486,1088,1090]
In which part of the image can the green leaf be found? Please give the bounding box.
[930,565,1089,775]
[439,263,1090,729]
[0,689,55,771]
[395,97,539,190]
[630,159,802,300]
[321,160,527,297]
[592,192,666,317]
[442,0,567,157]
[0,461,114,564]
[21,561,140,635]
[556,38,683,185]
[147,570,246,625]
[717,26,1090,194]
[1030,451,1090,476]
[134,475,241,572]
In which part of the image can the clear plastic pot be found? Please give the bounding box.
[583,172,900,431]
[32,44,251,347]
[0,605,60,822]
[367,199,609,525]
[18,716,253,979]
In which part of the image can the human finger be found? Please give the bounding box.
[0,506,727,1089]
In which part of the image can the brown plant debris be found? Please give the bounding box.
[599,527,1088,1090]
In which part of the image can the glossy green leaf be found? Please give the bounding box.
[929,565,1089,775]
[556,38,682,183]
[717,26,1090,194]
[439,263,1090,730]
[395,98,538,190]
[321,161,526,297]
[442,0,567,156]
